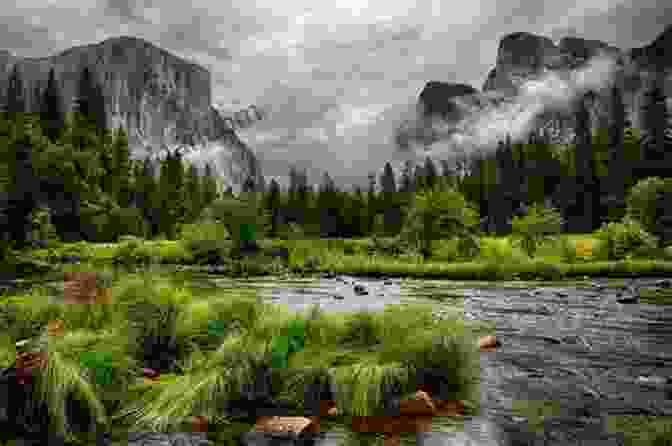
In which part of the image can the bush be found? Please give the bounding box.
[626,177,672,246]
[595,217,659,261]
[559,237,578,263]
[457,235,481,260]
[511,204,564,258]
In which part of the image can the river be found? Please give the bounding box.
[5,270,672,445]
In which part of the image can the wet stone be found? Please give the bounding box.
[126,432,212,446]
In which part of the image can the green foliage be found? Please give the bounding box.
[30,205,59,242]
[400,187,480,259]
[595,217,659,261]
[626,177,667,233]
[511,203,565,258]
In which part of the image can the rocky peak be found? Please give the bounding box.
[400,25,672,155]
[418,81,478,118]
[0,35,263,193]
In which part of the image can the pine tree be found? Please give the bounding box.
[572,93,599,232]
[366,172,377,235]
[6,64,26,118]
[413,164,426,191]
[40,68,65,143]
[74,67,106,134]
[5,120,38,248]
[640,80,670,178]
[265,178,281,237]
[202,163,219,208]
[111,127,132,207]
[317,172,337,237]
[423,156,438,191]
[380,162,401,235]
[184,163,203,223]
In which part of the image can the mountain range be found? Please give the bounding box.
[387,24,672,190]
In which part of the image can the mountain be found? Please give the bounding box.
[0,35,263,193]
[399,25,672,152]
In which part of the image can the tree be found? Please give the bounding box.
[570,92,599,233]
[625,176,672,246]
[380,162,401,235]
[399,188,480,259]
[135,157,160,238]
[5,120,39,248]
[200,162,219,208]
[74,67,107,134]
[40,68,65,143]
[109,127,132,207]
[423,156,438,191]
[184,163,203,223]
[366,172,377,235]
[511,203,565,258]
[5,64,26,117]
[265,178,281,237]
[157,149,186,239]
[317,172,338,237]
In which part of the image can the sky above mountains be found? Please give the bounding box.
[3,0,671,189]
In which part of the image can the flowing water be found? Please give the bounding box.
[6,271,672,445]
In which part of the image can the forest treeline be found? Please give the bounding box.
[1,63,671,257]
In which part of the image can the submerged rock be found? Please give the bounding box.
[353,284,369,295]
[126,432,212,446]
[655,279,672,289]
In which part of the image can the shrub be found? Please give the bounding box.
[559,237,578,263]
[511,203,564,258]
[457,235,481,259]
[626,177,672,246]
[595,217,659,261]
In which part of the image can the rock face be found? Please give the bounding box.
[0,36,263,192]
[409,26,672,148]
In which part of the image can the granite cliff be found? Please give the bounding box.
[0,36,263,193]
[401,25,672,151]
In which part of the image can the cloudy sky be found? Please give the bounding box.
[2,0,671,188]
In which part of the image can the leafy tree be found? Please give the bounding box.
[595,217,659,260]
[625,176,672,246]
[510,203,565,258]
[399,187,480,259]
[39,68,66,143]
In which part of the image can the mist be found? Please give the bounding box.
[396,51,621,164]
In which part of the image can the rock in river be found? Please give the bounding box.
[353,284,369,295]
